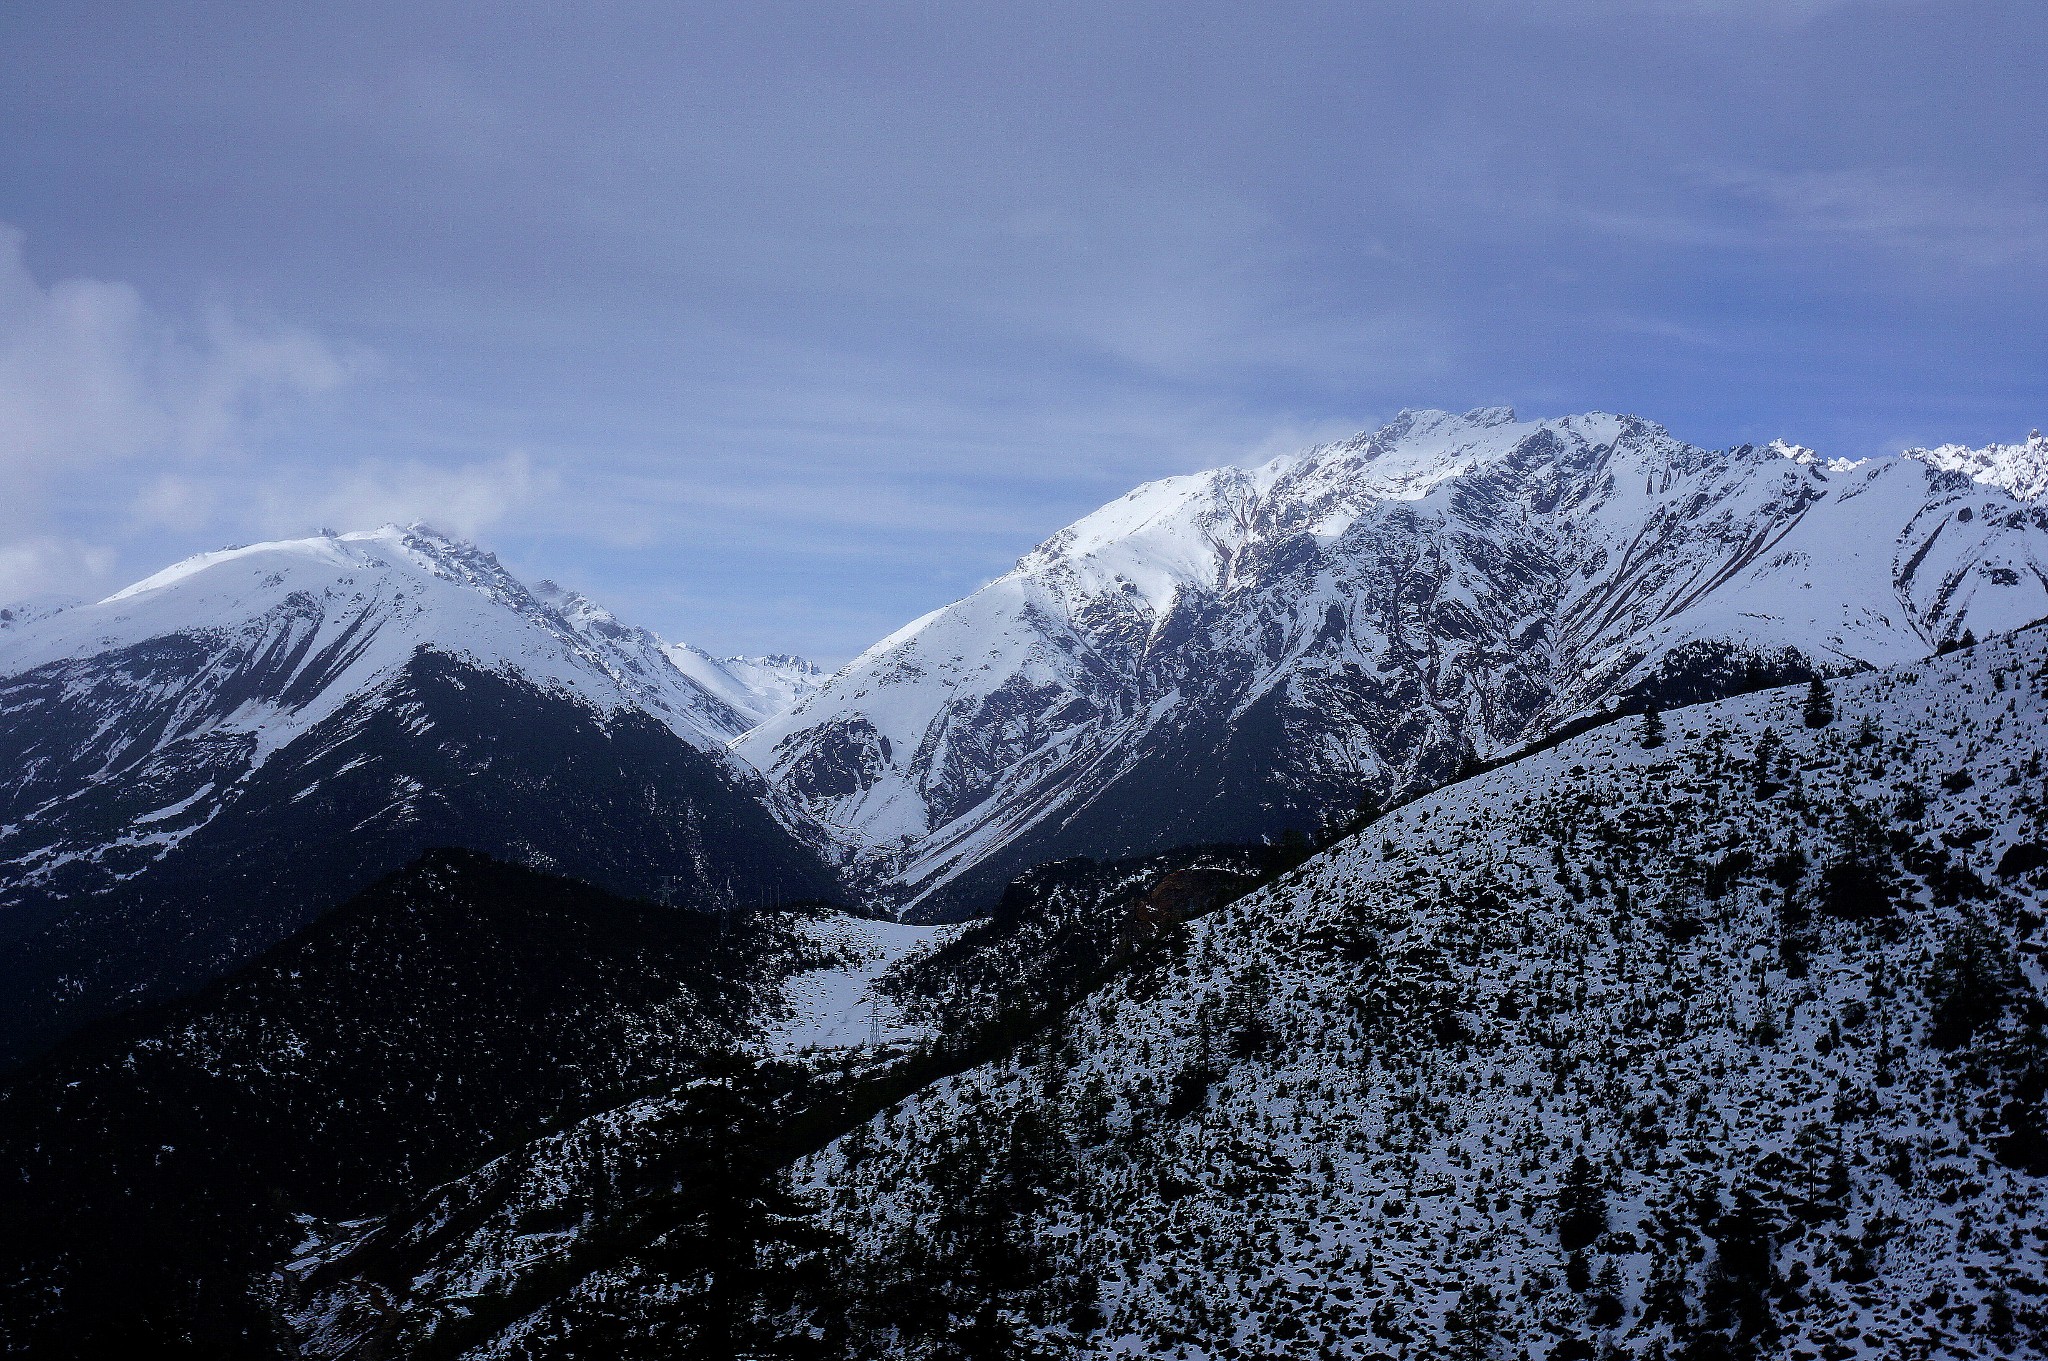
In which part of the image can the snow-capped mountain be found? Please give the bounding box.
[528,581,824,734]
[1906,429,2048,502]
[741,409,2048,916]
[1,525,753,757]
[666,645,827,729]
[0,525,841,1062]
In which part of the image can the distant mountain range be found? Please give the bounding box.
[3,409,2046,1359]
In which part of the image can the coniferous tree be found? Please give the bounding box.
[1588,1258,1626,1327]
[1801,677,1834,728]
[1454,740,1484,780]
[1444,1282,1506,1361]
[1691,1194,1779,1361]
[1925,919,2010,1049]
[1557,1154,1609,1252]
[1750,729,1783,792]
[1641,706,1667,750]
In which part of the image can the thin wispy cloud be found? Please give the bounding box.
[0,536,113,606]
[1701,165,2048,268]
[250,450,554,542]
[0,2,2039,657]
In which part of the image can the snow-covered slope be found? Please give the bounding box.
[665,645,826,729]
[278,621,2048,1361]
[762,913,960,1057]
[741,409,2048,915]
[793,625,2048,1359]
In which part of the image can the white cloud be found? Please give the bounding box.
[249,450,554,541]
[0,221,369,600]
[0,225,353,491]
[0,536,114,604]
[0,226,549,598]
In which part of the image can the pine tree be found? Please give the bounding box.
[1925,919,2010,1049]
[1454,740,1484,780]
[1640,706,1666,750]
[1444,1282,1505,1361]
[1801,677,1834,728]
[1695,1194,1780,1359]
[1750,729,1784,793]
[1588,1258,1626,1327]
[1557,1154,1609,1251]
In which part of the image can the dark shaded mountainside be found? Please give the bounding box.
[0,850,828,1360]
[879,641,1819,924]
[277,626,2048,1360]
[0,649,840,1065]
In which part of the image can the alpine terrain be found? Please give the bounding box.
[1,413,2045,1361]
[0,525,840,1062]
[742,409,2048,917]
[276,610,2048,1361]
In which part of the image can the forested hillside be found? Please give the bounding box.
[284,624,2048,1360]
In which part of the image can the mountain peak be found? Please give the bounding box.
[99,523,496,608]
[741,406,2048,914]
[1766,438,1866,474]
[1905,428,2048,501]
[3,524,768,757]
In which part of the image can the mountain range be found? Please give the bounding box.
[746,408,2048,916]
[2,408,2046,1358]
[277,606,2048,1361]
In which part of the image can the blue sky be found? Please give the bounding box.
[2,1,2043,662]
